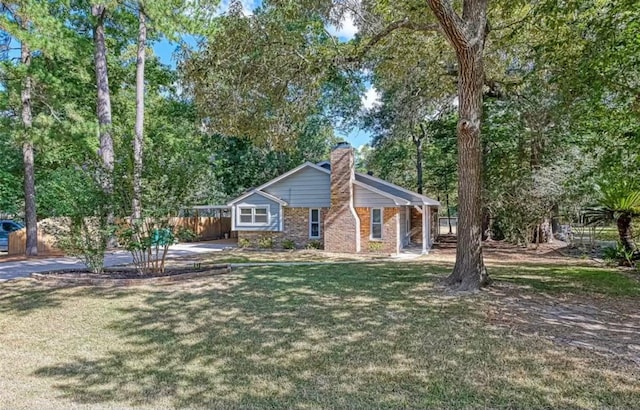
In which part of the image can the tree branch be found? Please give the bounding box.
[426,0,469,49]
[347,17,439,62]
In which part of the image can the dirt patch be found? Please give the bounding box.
[429,240,600,266]
[485,284,640,366]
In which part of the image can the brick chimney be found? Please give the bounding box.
[324,142,360,253]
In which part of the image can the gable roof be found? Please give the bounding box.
[254,161,330,192]
[227,160,440,208]
[353,180,411,206]
[355,173,440,206]
[227,189,288,206]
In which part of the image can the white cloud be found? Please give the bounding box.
[326,12,359,40]
[361,87,381,110]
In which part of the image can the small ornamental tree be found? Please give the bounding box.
[585,182,640,254]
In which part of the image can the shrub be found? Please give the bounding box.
[305,240,322,250]
[368,241,384,252]
[56,216,113,274]
[282,239,296,250]
[603,242,637,267]
[238,238,251,248]
[258,236,274,249]
[176,227,197,243]
[117,218,177,275]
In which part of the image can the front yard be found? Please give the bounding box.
[0,258,639,409]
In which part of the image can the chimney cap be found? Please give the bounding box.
[333,141,352,150]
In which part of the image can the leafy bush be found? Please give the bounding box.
[305,240,322,250]
[52,168,113,274]
[176,227,197,243]
[258,236,274,249]
[602,242,637,267]
[368,241,384,252]
[282,239,296,250]
[238,238,251,248]
[56,216,113,274]
[117,219,177,275]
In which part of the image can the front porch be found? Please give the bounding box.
[399,205,438,255]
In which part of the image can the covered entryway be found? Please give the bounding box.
[399,205,437,254]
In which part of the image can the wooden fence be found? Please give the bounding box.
[7,229,62,256]
[7,216,232,256]
[170,216,232,240]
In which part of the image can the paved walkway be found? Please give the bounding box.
[0,241,236,282]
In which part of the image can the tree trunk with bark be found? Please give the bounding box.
[92,5,114,187]
[132,7,146,220]
[617,214,636,252]
[21,36,37,257]
[427,0,490,290]
[414,124,426,194]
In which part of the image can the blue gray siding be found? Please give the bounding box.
[264,167,331,207]
[353,184,398,207]
[233,192,281,231]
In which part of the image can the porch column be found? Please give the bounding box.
[422,205,428,254]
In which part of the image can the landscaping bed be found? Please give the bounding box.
[31,264,231,286]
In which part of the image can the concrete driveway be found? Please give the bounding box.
[0,240,236,282]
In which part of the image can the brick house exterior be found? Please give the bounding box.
[228,143,439,254]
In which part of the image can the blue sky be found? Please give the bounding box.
[151,0,377,148]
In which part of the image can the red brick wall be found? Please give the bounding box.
[410,207,424,244]
[325,146,359,253]
[238,207,328,249]
[355,207,399,254]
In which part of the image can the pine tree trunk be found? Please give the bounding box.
[21,38,37,257]
[92,5,114,187]
[132,7,146,220]
[427,0,490,291]
[413,132,424,194]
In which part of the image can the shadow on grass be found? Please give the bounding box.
[0,280,133,316]
[490,264,640,297]
[27,263,640,408]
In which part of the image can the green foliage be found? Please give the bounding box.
[55,216,114,275]
[367,241,384,252]
[238,238,251,248]
[281,239,296,250]
[50,166,113,274]
[176,227,197,243]
[305,240,322,250]
[182,3,361,149]
[117,219,177,275]
[602,243,636,268]
[257,236,274,250]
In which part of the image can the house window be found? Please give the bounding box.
[238,206,270,226]
[371,208,383,239]
[309,209,321,238]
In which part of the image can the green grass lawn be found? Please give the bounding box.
[0,262,639,409]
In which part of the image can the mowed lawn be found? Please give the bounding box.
[1,261,639,409]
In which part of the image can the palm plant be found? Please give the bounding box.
[584,182,640,252]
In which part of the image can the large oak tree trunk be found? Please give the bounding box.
[427,0,490,290]
[21,36,37,257]
[132,7,146,220]
[92,5,114,187]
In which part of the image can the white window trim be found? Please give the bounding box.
[370,208,383,240]
[309,208,321,239]
[236,205,271,227]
